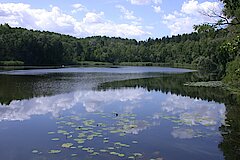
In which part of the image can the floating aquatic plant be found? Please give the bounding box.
[61,143,73,148]
[42,112,148,159]
[71,153,78,157]
[133,153,143,157]
[99,149,108,152]
[51,138,60,141]
[48,150,61,154]
[32,150,38,154]
[118,153,125,157]
[91,152,99,156]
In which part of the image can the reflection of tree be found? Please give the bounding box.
[219,103,240,160]
[98,72,237,105]
[0,73,88,105]
[0,75,42,105]
[0,74,62,105]
[0,72,156,104]
[98,72,240,159]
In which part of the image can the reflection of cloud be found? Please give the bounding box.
[80,89,144,112]
[125,120,149,135]
[126,126,148,134]
[160,94,226,127]
[0,89,145,121]
[171,128,195,139]
[151,94,226,139]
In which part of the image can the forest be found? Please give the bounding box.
[0,0,239,88]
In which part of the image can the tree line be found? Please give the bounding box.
[0,24,231,69]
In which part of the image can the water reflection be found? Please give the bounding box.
[1,66,194,75]
[0,89,146,121]
[0,67,239,159]
[171,128,196,139]
[97,74,240,159]
[161,94,225,127]
[0,88,225,140]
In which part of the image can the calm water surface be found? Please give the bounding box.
[0,66,238,160]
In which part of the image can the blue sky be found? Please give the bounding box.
[0,0,222,40]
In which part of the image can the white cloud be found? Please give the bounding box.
[181,0,199,14]
[152,5,161,13]
[83,12,105,24]
[116,5,142,22]
[71,3,87,13]
[152,0,162,4]
[129,0,152,5]
[181,0,221,15]
[162,0,223,35]
[163,14,176,20]
[128,0,163,15]
[0,3,149,39]
[128,0,162,5]
[163,14,197,35]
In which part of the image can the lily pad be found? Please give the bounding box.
[118,153,125,157]
[71,154,78,157]
[128,156,135,159]
[51,138,60,141]
[61,143,73,148]
[133,153,143,157]
[100,149,108,152]
[91,152,99,156]
[32,150,38,154]
[110,151,118,155]
[48,150,61,154]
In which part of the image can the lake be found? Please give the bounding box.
[0,66,238,160]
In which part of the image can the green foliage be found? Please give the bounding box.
[221,36,240,56]
[223,57,240,88]
[221,0,240,23]
[0,24,229,70]
[197,57,218,72]
[193,24,215,34]
[76,61,112,66]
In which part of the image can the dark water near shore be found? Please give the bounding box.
[0,66,238,160]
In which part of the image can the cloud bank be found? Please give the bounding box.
[0,3,149,39]
[163,0,223,35]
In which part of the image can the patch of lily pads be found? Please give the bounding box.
[36,111,151,159]
[32,108,218,160]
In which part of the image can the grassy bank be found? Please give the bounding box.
[0,60,197,69]
[69,61,197,69]
[0,61,24,66]
[118,62,197,69]
[76,61,113,66]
